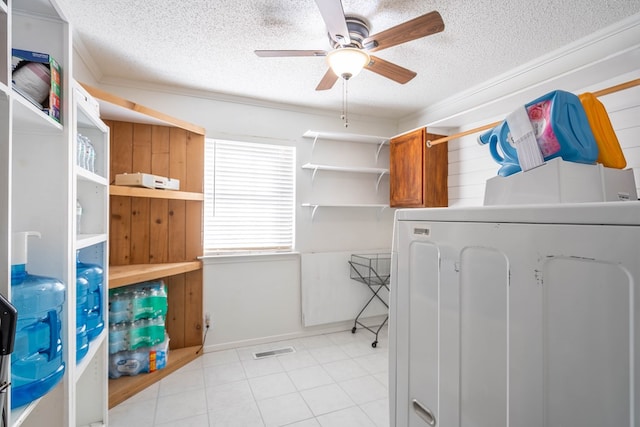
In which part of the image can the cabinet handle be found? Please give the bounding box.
[412,399,436,426]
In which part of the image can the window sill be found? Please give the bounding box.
[200,251,300,264]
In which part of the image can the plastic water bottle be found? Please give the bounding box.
[82,135,96,173]
[108,292,131,325]
[76,200,83,235]
[129,317,165,351]
[86,137,96,173]
[76,276,89,362]
[11,231,66,409]
[108,322,129,354]
[109,334,169,378]
[478,90,598,177]
[132,281,167,321]
[76,252,105,341]
[108,349,147,378]
[109,281,167,325]
[76,133,86,168]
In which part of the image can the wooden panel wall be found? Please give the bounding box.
[107,119,204,348]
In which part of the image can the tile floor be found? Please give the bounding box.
[109,326,390,427]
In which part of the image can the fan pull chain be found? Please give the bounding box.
[341,77,349,128]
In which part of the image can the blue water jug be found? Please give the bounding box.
[478,90,599,176]
[76,252,104,341]
[11,232,65,409]
[76,276,89,362]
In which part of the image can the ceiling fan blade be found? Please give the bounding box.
[365,55,417,84]
[314,0,351,46]
[315,68,339,91]
[255,50,327,57]
[363,11,444,52]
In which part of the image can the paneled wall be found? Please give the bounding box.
[447,71,640,206]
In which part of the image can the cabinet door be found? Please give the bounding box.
[393,221,460,427]
[524,223,639,427]
[433,220,639,427]
[389,128,448,208]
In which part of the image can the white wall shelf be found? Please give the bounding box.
[301,203,390,220]
[302,162,389,190]
[303,130,389,144]
[302,130,391,219]
[76,167,109,186]
[11,399,42,427]
[4,2,107,426]
[72,79,110,427]
[303,130,390,161]
[12,93,64,133]
[74,331,107,382]
[76,233,108,250]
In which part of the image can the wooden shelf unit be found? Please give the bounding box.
[83,84,207,408]
[108,345,202,408]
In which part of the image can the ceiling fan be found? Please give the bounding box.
[254,0,445,91]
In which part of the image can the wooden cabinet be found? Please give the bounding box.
[389,127,448,208]
[80,84,206,408]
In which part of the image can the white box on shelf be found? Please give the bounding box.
[484,158,637,205]
[115,172,167,189]
[155,177,180,191]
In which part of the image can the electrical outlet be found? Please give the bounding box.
[205,313,211,328]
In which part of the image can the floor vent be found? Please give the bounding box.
[253,346,295,359]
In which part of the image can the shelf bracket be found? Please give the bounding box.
[310,204,319,221]
[311,133,319,157]
[375,172,386,192]
[311,167,319,183]
[377,205,387,220]
[375,139,388,162]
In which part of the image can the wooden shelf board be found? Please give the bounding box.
[108,346,202,408]
[109,261,202,288]
[109,185,204,201]
[79,82,206,135]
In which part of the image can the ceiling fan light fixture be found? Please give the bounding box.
[326,47,370,80]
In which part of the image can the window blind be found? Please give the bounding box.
[204,139,295,252]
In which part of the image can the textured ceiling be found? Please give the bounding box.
[60,0,640,120]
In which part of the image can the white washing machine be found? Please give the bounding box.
[390,201,640,427]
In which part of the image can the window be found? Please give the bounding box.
[204,139,295,253]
